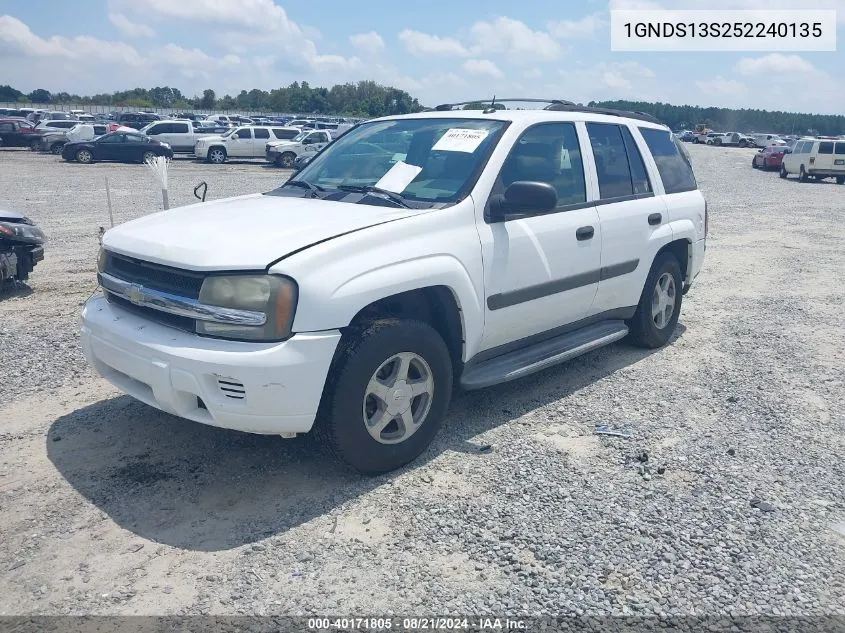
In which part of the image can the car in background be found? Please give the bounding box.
[31,120,85,150]
[752,145,791,170]
[194,126,303,163]
[62,131,173,164]
[751,133,786,148]
[708,132,753,147]
[781,137,845,183]
[39,123,109,154]
[678,130,696,142]
[0,118,39,148]
[118,112,162,130]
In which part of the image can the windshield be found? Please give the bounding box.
[287,118,507,205]
[291,131,309,142]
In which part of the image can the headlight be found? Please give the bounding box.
[0,221,45,245]
[196,275,297,341]
[97,247,107,273]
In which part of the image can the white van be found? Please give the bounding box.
[780,138,845,183]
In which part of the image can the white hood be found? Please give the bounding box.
[102,193,419,270]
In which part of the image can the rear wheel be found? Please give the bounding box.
[50,143,64,155]
[76,149,93,164]
[752,158,758,169]
[780,165,788,179]
[208,147,226,164]
[313,319,453,475]
[29,139,40,151]
[627,252,683,349]
[837,176,844,185]
[799,165,809,182]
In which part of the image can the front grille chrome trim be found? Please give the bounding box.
[99,272,267,327]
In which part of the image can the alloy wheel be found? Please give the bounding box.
[651,272,676,330]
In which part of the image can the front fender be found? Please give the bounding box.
[291,255,484,362]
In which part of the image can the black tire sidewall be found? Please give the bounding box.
[321,320,453,474]
[629,253,683,348]
[281,153,295,168]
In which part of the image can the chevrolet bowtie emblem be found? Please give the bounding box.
[126,284,145,305]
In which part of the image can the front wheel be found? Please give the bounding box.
[780,165,788,179]
[279,152,296,168]
[142,151,156,163]
[627,252,683,349]
[29,139,40,151]
[207,147,226,164]
[76,149,93,164]
[314,319,453,475]
[50,143,64,155]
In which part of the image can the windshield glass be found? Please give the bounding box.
[288,118,507,205]
[292,131,309,142]
[222,128,239,137]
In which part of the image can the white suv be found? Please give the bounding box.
[780,137,845,184]
[194,126,301,163]
[82,101,707,474]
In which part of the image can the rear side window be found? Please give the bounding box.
[254,128,270,139]
[818,142,834,154]
[172,122,189,134]
[835,143,845,155]
[639,127,698,194]
[146,124,166,135]
[235,128,251,139]
[587,123,652,199]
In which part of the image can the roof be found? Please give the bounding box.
[370,108,669,130]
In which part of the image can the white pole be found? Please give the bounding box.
[105,176,115,228]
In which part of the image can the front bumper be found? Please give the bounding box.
[81,293,341,435]
[194,145,209,159]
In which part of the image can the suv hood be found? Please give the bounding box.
[267,140,300,149]
[102,193,420,270]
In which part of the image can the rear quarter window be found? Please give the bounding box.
[835,143,845,155]
[818,142,834,154]
[638,127,698,194]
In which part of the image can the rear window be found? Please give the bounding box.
[172,122,189,133]
[254,128,270,139]
[638,127,698,194]
[835,143,845,155]
[818,142,834,154]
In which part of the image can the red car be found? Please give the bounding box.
[752,145,791,170]
[0,118,40,149]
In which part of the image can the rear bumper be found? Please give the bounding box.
[81,293,341,435]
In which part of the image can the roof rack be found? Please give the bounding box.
[432,98,664,125]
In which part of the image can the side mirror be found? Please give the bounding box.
[487,181,558,223]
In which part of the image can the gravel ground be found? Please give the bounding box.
[0,145,843,618]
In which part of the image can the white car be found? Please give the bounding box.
[194,126,308,163]
[752,133,786,148]
[265,129,333,167]
[141,119,221,154]
[780,137,845,183]
[82,103,707,474]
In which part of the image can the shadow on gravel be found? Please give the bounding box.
[46,326,684,551]
[0,281,34,300]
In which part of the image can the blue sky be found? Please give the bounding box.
[0,0,842,113]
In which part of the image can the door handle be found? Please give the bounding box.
[576,226,594,241]
[648,213,662,226]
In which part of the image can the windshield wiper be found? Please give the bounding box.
[336,184,411,208]
[284,179,325,198]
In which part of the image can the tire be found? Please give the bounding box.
[279,152,296,168]
[313,319,453,475]
[780,165,788,179]
[142,151,156,163]
[50,143,63,155]
[799,165,808,182]
[692,138,699,144]
[752,159,758,169]
[837,176,844,185]
[714,138,722,146]
[29,139,40,151]
[207,147,226,164]
[76,149,93,164]
[738,140,748,148]
[627,252,683,349]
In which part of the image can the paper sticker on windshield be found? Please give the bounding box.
[432,128,489,153]
[560,148,572,170]
[375,160,423,193]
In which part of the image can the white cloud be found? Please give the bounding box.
[108,12,155,38]
[526,68,543,79]
[349,31,385,55]
[734,53,817,75]
[463,59,504,79]
[696,76,747,97]
[398,29,469,56]
[469,17,560,61]
[547,13,606,38]
[0,15,145,65]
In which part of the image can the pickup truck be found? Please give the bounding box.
[140,120,220,154]
[265,129,333,167]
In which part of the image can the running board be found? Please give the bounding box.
[460,321,629,390]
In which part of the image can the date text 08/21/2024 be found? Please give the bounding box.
[307,617,527,630]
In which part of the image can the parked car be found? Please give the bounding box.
[62,131,173,164]
[707,132,753,147]
[781,137,845,183]
[751,133,786,148]
[84,103,707,474]
[752,145,791,170]
[118,112,162,130]
[39,123,109,154]
[0,118,39,148]
[264,129,333,167]
[194,126,303,163]
[678,130,695,142]
[31,120,81,148]
[140,119,225,154]
[0,207,45,286]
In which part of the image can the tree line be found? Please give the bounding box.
[590,100,845,136]
[0,81,424,117]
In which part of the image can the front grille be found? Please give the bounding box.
[106,293,195,332]
[104,252,204,299]
[102,251,205,332]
